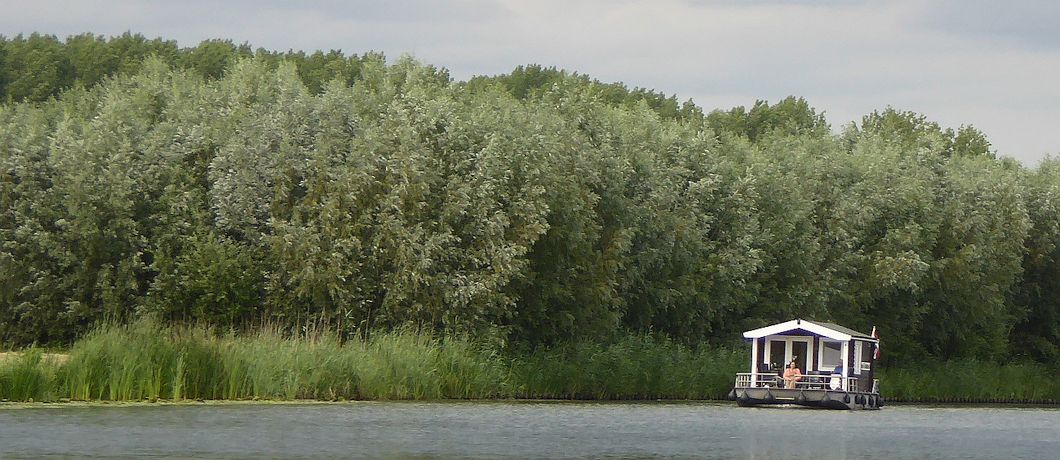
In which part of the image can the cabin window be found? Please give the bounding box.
[818,341,842,372]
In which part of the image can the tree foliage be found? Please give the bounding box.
[0,34,1056,368]
[0,33,376,103]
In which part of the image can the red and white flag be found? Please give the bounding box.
[871,326,880,359]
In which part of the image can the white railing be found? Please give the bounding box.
[736,374,752,388]
[735,373,874,393]
[735,373,785,388]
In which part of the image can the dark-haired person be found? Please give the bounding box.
[782,361,802,389]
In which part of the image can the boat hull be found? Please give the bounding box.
[729,387,882,410]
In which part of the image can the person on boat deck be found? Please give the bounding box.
[782,360,802,389]
[829,360,844,390]
[832,360,844,376]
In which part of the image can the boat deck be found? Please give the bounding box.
[729,386,881,410]
[731,373,881,410]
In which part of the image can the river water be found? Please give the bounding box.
[0,401,1054,459]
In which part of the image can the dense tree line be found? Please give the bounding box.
[0,34,1056,368]
[0,32,376,103]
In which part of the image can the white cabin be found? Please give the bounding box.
[731,319,882,409]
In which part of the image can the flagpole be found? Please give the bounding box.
[871,326,880,360]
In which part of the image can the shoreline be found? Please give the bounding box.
[1,398,1056,410]
[2,324,1055,405]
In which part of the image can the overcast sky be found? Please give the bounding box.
[3,0,1058,164]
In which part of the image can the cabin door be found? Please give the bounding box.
[791,341,809,373]
[764,337,814,373]
[768,340,786,371]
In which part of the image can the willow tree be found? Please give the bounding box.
[1010,157,1060,365]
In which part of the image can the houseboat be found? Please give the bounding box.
[728,319,882,410]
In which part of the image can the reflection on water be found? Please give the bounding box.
[0,401,1055,459]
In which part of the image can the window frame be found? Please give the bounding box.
[817,339,844,373]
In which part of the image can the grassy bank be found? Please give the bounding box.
[877,360,1059,403]
[38,321,514,402]
[0,321,1056,404]
[510,337,744,400]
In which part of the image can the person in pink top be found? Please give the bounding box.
[782,360,802,389]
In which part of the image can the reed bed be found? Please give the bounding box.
[52,320,512,402]
[0,321,1056,404]
[0,349,58,402]
[510,335,744,400]
[878,359,1060,403]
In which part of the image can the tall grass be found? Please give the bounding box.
[47,319,516,402]
[61,320,182,401]
[0,320,1055,403]
[879,359,1060,403]
[510,335,744,399]
[0,349,56,402]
